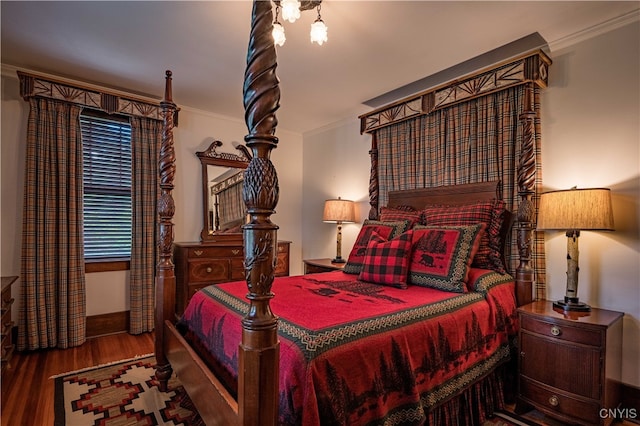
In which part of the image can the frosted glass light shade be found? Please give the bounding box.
[281,0,301,23]
[272,22,286,46]
[310,19,328,45]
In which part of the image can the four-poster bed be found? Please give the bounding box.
[154,1,550,424]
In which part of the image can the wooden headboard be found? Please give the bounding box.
[387,181,502,209]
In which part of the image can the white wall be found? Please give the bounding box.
[302,21,640,387]
[301,119,371,263]
[0,69,304,319]
[542,20,639,385]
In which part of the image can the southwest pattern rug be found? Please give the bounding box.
[53,355,203,426]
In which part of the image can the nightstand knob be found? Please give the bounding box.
[206,267,212,273]
[549,395,559,407]
[550,325,561,336]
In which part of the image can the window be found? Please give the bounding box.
[81,111,132,261]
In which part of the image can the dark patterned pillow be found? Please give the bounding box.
[379,206,421,228]
[408,224,485,293]
[358,231,413,289]
[421,200,506,273]
[343,220,410,274]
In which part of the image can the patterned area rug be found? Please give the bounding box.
[53,355,203,426]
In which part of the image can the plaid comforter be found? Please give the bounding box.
[178,270,517,425]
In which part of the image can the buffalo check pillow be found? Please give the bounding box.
[359,230,414,289]
[343,220,410,274]
[408,224,485,293]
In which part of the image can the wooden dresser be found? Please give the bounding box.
[1,276,17,377]
[174,240,290,315]
[516,300,623,426]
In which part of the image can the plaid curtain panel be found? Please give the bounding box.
[130,117,163,334]
[374,85,545,298]
[18,98,86,350]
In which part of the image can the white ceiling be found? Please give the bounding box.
[2,1,638,134]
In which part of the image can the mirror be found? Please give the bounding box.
[197,140,251,242]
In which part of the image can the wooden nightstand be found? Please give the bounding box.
[516,300,623,426]
[303,258,346,274]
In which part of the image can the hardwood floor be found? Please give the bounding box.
[0,332,154,426]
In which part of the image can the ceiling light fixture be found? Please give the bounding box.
[310,4,328,45]
[281,0,301,23]
[272,4,286,47]
[272,0,328,47]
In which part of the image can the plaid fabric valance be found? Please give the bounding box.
[359,49,550,134]
[17,71,174,122]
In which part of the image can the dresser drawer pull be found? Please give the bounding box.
[194,250,204,256]
[232,249,240,255]
[548,395,559,407]
[206,267,212,273]
[550,325,561,336]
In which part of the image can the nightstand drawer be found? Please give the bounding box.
[521,315,602,346]
[520,331,600,399]
[520,377,600,425]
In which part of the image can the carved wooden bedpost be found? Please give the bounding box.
[368,134,380,219]
[155,70,177,391]
[239,1,280,424]
[515,82,536,307]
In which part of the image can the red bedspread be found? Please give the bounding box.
[179,270,517,425]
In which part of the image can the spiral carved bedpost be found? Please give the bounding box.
[368,134,380,220]
[155,70,177,392]
[515,82,536,307]
[239,1,280,424]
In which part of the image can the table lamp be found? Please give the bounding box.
[537,187,614,312]
[323,197,356,263]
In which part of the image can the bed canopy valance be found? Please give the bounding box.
[359,50,550,134]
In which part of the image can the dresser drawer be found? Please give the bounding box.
[520,377,600,425]
[187,246,243,258]
[521,314,602,346]
[188,259,231,283]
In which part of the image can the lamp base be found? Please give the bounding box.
[331,257,346,264]
[553,296,591,312]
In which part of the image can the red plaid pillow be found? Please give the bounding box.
[421,200,506,273]
[408,224,485,293]
[344,220,410,274]
[379,206,421,228]
[359,231,413,289]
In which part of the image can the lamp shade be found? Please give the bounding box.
[537,187,614,231]
[323,198,356,223]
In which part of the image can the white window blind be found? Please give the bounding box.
[81,113,132,259]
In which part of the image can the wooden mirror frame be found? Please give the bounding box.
[197,140,251,242]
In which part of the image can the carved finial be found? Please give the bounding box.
[163,70,173,104]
